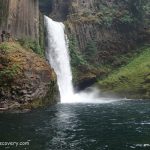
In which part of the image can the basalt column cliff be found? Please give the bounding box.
[0,0,39,40]
[40,0,150,97]
[49,0,148,58]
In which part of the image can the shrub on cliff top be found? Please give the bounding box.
[0,64,20,86]
[18,38,44,56]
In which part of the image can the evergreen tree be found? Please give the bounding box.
[84,40,97,64]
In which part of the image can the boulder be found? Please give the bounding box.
[0,42,58,112]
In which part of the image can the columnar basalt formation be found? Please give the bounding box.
[43,0,149,88]
[48,0,146,60]
[0,0,39,40]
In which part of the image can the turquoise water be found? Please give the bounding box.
[0,100,150,150]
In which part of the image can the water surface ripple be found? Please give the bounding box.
[0,100,150,150]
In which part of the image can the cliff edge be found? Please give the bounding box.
[0,42,57,112]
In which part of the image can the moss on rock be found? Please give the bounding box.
[0,42,58,112]
[99,45,150,99]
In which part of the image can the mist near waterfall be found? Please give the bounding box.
[44,16,118,104]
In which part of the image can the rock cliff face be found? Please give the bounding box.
[49,0,71,21]
[48,0,147,61]
[0,0,39,41]
[45,0,149,88]
[0,42,57,112]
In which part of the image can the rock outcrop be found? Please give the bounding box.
[0,0,39,41]
[99,46,150,99]
[44,0,149,88]
[0,42,57,112]
[47,0,148,59]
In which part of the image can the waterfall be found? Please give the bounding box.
[44,16,118,104]
[44,16,74,102]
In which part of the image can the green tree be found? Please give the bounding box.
[69,35,87,67]
[84,40,97,64]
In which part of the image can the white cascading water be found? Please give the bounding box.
[44,16,118,103]
[44,16,74,102]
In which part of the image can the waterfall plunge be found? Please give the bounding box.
[44,16,118,104]
[44,16,74,103]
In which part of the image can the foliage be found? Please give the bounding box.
[69,35,87,67]
[99,45,150,98]
[142,0,150,25]
[18,38,44,56]
[143,0,150,16]
[69,35,95,82]
[99,2,139,26]
[84,40,98,64]
[0,43,10,51]
[0,64,20,86]
[71,0,147,26]
[119,11,134,24]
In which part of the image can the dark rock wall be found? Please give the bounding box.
[0,0,39,41]
[50,0,71,21]
[0,0,9,28]
[48,0,147,65]
[0,42,57,111]
[39,0,53,15]
[66,21,139,54]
